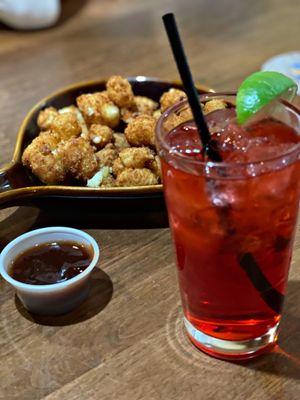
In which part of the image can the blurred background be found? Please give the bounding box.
[0,5,300,399]
[0,0,299,165]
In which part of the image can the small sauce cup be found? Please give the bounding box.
[0,227,100,315]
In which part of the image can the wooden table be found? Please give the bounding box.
[0,0,299,399]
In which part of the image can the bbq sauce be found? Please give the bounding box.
[9,241,93,285]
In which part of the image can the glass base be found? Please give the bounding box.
[184,317,279,360]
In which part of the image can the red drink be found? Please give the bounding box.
[156,94,300,359]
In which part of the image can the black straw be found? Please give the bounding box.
[162,13,221,161]
[239,253,284,314]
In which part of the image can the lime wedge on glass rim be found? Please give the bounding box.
[236,71,297,125]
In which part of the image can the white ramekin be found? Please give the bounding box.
[0,227,100,315]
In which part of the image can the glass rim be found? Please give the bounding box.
[155,92,300,168]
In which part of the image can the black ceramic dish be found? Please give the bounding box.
[0,76,212,223]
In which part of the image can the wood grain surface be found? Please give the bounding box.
[0,0,299,399]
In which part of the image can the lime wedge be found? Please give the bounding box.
[236,71,297,124]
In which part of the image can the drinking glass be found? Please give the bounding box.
[156,93,300,360]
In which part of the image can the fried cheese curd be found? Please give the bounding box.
[49,112,82,140]
[37,107,59,130]
[121,96,158,123]
[116,168,158,187]
[119,147,154,169]
[159,88,187,112]
[62,137,98,181]
[125,115,156,147]
[37,107,81,140]
[23,76,190,188]
[148,155,162,180]
[77,91,120,128]
[203,99,227,114]
[89,124,113,149]
[106,75,134,108]
[112,147,159,185]
[162,106,194,133]
[22,131,66,184]
[96,145,118,168]
[59,105,88,136]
